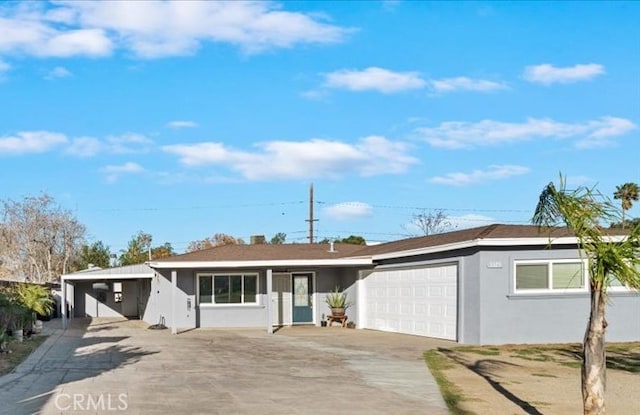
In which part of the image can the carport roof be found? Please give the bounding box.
[62,264,155,281]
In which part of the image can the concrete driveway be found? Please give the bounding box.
[0,319,452,414]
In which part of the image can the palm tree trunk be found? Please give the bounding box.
[621,208,626,230]
[582,285,607,415]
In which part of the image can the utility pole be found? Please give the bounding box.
[306,183,318,243]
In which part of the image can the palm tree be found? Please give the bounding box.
[533,175,640,415]
[14,284,54,329]
[613,182,639,229]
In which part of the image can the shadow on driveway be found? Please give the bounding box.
[0,318,157,415]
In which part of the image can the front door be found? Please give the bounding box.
[121,280,139,317]
[292,273,313,323]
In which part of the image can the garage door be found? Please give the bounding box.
[363,264,457,340]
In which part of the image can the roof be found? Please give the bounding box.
[146,224,630,269]
[154,243,366,262]
[148,242,373,268]
[62,264,155,280]
[354,224,628,259]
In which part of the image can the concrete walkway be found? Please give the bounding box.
[0,319,450,414]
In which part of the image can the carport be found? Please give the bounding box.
[61,264,155,329]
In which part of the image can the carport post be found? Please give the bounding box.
[61,277,67,330]
[171,270,177,335]
[266,269,273,334]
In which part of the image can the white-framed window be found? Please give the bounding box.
[113,282,123,303]
[607,263,640,292]
[514,259,588,293]
[197,273,259,305]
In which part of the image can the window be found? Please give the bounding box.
[514,260,586,293]
[113,282,123,303]
[607,263,640,292]
[198,273,258,304]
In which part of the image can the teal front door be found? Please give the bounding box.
[292,273,313,323]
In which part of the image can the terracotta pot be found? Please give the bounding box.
[331,307,345,317]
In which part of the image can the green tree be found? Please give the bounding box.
[610,217,640,229]
[338,235,366,245]
[120,232,175,264]
[151,242,174,259]
[613,182,639,229]
[533,175,640,415]
[186,233,245,252]
[76,241,111,270]
[270,232,287,244]
[318,235,367,245]
[119,231,152,265]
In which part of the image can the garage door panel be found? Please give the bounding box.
[364,264,457,341]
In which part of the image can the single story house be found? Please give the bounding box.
[61,224,640,345]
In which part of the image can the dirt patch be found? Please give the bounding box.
[0,335,48,376]
[433,343,640,415]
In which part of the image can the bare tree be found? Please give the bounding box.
[0,194,86,282]
[404,209,453,236]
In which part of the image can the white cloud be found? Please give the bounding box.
[163,135,417,180]
[45,66,72,80]
[0,59,10,72]
[106,133,154,153]
[167,120,198,129]
[430,165,530,186]
[100,161,144,183]
[574,117,637,149]
[324,67,426,93]
[300,89,329,101]
[0,13,113,57]
[0,59,9,81]
[65,136,102,157]
[523,63,605,85]
[64,132,154,157]
[323,202,373,220]
[0,131,67,154]
[416,116,636,149]
[429,77,508,93]
[0,2,349,59]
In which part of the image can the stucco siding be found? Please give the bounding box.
[476,248,640,344]
[316,267,359,326]
[198,302,268,327]
[73,281,123,318]
[458,253,481,344]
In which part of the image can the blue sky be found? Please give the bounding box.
[1,1,639,253]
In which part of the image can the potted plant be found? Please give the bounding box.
[0,330,8,352]
[11,306,30,342]
[325,286,352,317]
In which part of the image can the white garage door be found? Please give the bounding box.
[363,264,457,340]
